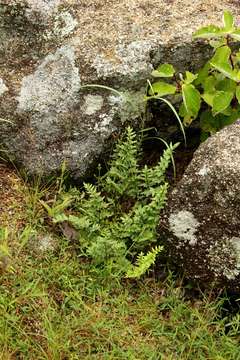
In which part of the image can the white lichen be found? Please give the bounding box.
[0,78,8,96]
[223,268,240,281]
[208,238,240,280]
[108,90,145,124]
[198,164,210,176]
[53,11,78,37]
[169,210,200,245]
[37,233,57,252]
[93,40,154,82]
[26,0,60,21]
[230,237,240,268]
[94,114,115,134]
[83,95,104,116]
[18,45,80,113]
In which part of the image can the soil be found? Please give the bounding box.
[0,163,26,228]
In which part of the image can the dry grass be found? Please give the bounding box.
[0,164,26,229]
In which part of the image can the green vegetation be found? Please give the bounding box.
[1,10,240,359]
[147,11,240,139]
[1,248,240,359]
[0,125,240,358]
[42,127,178,279]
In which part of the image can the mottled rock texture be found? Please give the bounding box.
[0,0,238,178]
[159,122,240,291]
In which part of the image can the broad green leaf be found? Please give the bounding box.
[202,93,214,107]
[221,106,240,125]
[214,73,225,82]
[219,113,240,127]
[195,62,210,85]
[211,62,239,81]
[200,110,218,133]
[223,11,234,31]
[212,90,234,116]
[200,108,239,134]
[182,84,201,118]
[210,45,231,64]
[234,51,240,63]
[221,106,232,116]
[148,81,176,96]
[216,78,236,93]
[179,102,194,126]
[236,85,240,104]
[230,29,240,40]
[203,75,216,93]
[210,46,240,81]
[193,25,222,39]
[151,63,175,78]
[209,38,227,49]
[179,102,187,117]
[184,71,198,84]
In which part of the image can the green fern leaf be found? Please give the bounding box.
[126,246,163,278]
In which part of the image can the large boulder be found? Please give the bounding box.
[158,122,240,291]
[0,0,238,178]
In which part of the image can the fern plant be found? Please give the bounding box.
[46,127,178,278]
[103,127,140,198]
[126,246,163,278]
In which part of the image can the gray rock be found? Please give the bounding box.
[0,0,239,178]
[18,45,81,113]
[2,45,141,178]
[0,0,61,24]
[158,122,240,291]
[26,0,60,16]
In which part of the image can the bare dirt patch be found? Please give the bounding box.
[0,163,26,228]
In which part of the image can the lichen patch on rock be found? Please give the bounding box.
[0,79,8,96]
[26,0,61,20]
[169,210,200,245]
[92,40,154,85]
[51,11,78,38]
[17,45,81,113]
[83,95,104,116]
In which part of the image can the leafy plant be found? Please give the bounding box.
[147,11,240,138]
[43,127,178,278]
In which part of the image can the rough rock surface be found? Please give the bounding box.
[0,0,238,178]
[158,122,240,291]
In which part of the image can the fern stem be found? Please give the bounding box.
[79,84,124,98]
[146,137,179,180]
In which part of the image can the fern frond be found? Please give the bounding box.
[87,234,127,265]
[103,127,140,197]
[126,246,163,278]
[46,126,175,278]
[139,142,178,196]
[40,191,73,218]
[117,183,168,248]
[83,183,98,197]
